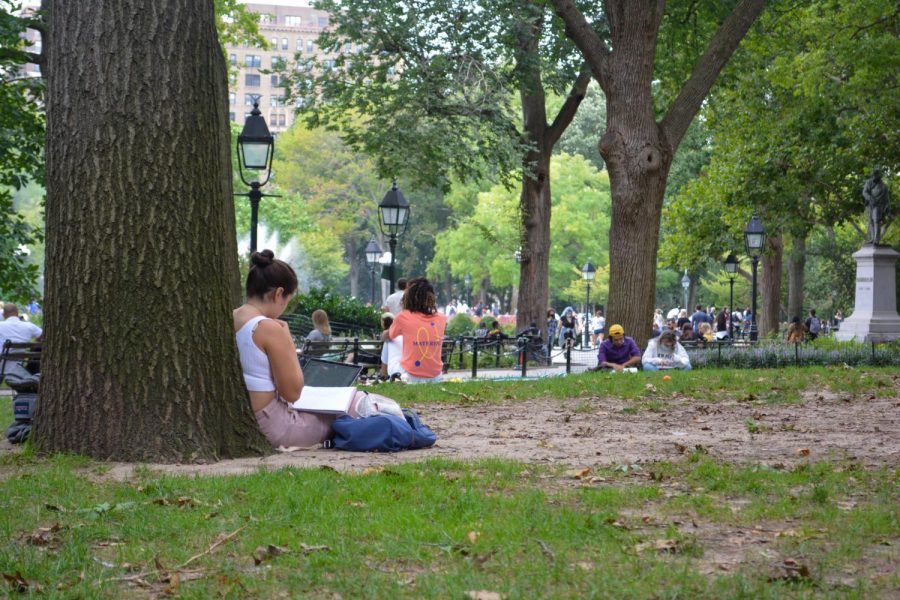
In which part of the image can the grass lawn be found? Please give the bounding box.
[0,366,897,598]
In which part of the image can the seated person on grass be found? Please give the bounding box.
[386,277,448,383]
[595,324,641,371]
[379,312,403,380]
[642,330,691,371]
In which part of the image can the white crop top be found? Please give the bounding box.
[236,316,276,392]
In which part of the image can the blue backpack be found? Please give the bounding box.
[329,409,437,452]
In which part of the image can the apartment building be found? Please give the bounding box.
[225,1,333,133]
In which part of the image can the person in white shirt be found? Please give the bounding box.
[384,278,407,316]
[641,331,691,371]
[0,303,43,348]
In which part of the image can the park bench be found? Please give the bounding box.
[0,340,42,381]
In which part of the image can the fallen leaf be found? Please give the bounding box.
[253,544,290,565]
[163,571,181,594]
[3,571,30,593]
[768,558,811,581]
[467,531,480,544]
[635,539,679,554]
[796,448,810,456]
[775,529,798,538]
[465,591,504,600]
[347,501,367,508]
[572,561,594,571]
[44,504,65,513]
[567,467,591,479]
[362,467,384,475]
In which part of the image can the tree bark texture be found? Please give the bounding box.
[760,235,784,337]
[35,0,270,461]
[550,0,765,348]
[787,233,806,320]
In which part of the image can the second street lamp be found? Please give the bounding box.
[744,209,766,342]
[364,238,382,306]
[681,270,691,313]
[582,260,596,348]
[723,253,739,339]
[235,99,277,253]
[377,180,410,294]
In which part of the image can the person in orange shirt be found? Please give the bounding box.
[387,277,447,382]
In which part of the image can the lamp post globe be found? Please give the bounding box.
[681,270,690,313]
[581,260,596,347]
[236,99,275,254]
[364,238,382,305]
[723,253,739,338]
[378,180,410,294]
[514,248,522,264]
[743,210,766,341]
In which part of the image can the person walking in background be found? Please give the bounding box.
[558,307,578,349]
[306,309,332,342]
[676,309,690,330]
[715,308,729,340]
[805,309,822,341]
[690,304,712,334]
[546,308,558,355]
[786,316,806,343]
[590,309,605,347]
[386,277,448,383]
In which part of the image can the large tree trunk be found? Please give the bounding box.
[34,0,270,461]
[550,0,765,348]
[787,232,806,320]
[759,234,784,337]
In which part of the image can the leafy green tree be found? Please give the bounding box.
[293,0,592,336]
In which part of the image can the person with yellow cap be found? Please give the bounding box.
[595,324,641,371]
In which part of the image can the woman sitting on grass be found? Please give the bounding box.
[386,277,447,383]
[642,331,691,371]
[234,250,395,447]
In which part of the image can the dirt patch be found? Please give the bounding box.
[30,391,885,480]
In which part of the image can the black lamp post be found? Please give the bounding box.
[744,209,766,342]
[235,100,276,253]
[723,253,739,339]
[681,270,690,312]
[464,273,471,307]
[364,238,382,305]
[582,259,596,347]
[377,180,410,294]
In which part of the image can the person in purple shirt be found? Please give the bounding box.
[595,324,641,371]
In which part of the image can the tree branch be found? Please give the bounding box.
[0,48,43,65]
[548,0,610,92]
[660,0,766,149]
[546,66,591,146]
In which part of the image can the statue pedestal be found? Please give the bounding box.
[835,244,900,343]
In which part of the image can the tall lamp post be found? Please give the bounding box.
[377,180,410,294]
[235,100,276,253]
[681,270,691,313]
[744,209,766,342]
[514,248,522,264]
[723,253,739,338]
[364,238,382,306]
[582,259,596,348]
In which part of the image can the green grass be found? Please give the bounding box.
[0,457,896,598]
[381,366,898,409]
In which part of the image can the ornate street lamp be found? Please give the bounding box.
[235,99,277,253]
[744,209,766,342]
[514,248,522,264]
[681,270,691,313]
[364,238,382,305]
[723,253,739,338]
[582,260,596,348]
[377,180,410,294]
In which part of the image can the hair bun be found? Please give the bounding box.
[251,249,275,268]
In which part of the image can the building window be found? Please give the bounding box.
[278,114,286,126]
[271,74,283,87]
[229,92,236,105]
[245,55,261,68]
[282,38,288,50]
[270,95,284,107]
[244,94,260,106]
[285,15,302,27]
[324,59,335,70]
[306,40,315,53]
[297,38,304,52]
[317,16,329,27]
[260,13,274,24]
[229,53,236,65]
[229,112,235,122]
[344,42,353,52]
[271,55,285,69]
[271,37,278,49]
[245,74,260,87]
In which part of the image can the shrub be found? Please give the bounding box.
[286,287,381,332]
[687,340,900,369]
[445,313,477,338]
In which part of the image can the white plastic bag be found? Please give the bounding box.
[355,393,404,418]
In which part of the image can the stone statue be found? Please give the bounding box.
[863,169,890,244]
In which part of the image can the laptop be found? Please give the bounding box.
[300,358,363,387]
